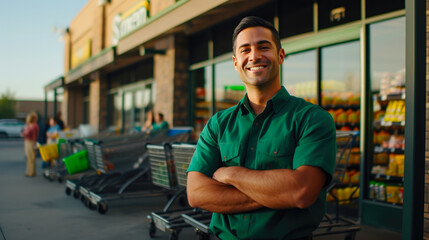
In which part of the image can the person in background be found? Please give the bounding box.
[46,117,60,144]
[142,109,155,134]
[186,16,336,239]
[152,113,169,132]
[21,112,39,177]
[55,112,65,130]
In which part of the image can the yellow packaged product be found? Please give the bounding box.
[373,152,388,165]
[350,171,360,184]
[386,185,401,204]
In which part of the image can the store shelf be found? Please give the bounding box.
[374,146,404,154]
[323,104,360,110]
[371,173,404,182]
[378,92,406,101]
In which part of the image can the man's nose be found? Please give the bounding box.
[249,48,262,62]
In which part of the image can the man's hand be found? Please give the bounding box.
[187,171,263,214]
[212,166,241,185]
[210,166,327,210]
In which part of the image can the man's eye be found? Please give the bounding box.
[240,49,249,53]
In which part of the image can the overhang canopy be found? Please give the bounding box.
[65,46,116,84]
[116,0,269,55]
[44,76,64,92]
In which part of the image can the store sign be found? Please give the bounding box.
[112,0,150,45]
[71,39,92,69]
[318,0,360,30]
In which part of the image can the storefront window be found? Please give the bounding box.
[214,60,244,113]
[107,82,153,133]
[112,93,122,131]
[282,50,317,104]
[368,17,405,204]
[321,40,361,113]
[123,91,133,132]
[192,66,212,137]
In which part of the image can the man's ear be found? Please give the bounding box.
[232,55,238,71]
[278,48,285,64]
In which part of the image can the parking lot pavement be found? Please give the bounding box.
[0,139,402,240]
[0,139,197,240]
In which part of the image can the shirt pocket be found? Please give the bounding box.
[256,140,294,170]
[219,142,241,167]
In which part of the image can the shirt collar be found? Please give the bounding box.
[238,86,291,115]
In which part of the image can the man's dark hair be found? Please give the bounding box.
[158,113,164,120]
[232,16,281,54]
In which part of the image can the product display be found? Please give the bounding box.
[323,92,361,207]
[369,70,405,206]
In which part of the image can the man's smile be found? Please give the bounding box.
[246,64,267,72]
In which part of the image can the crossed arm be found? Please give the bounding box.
[187,165,327,214]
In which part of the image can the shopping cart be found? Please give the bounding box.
[81,127,193,214]
[312,131,360,240]
[147,143,197,240]
[39,139,78,182]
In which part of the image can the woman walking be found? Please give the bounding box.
[21,112,39,177]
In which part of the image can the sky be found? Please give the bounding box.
[0,0,88,101]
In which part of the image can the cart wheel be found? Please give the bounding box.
[57,176,63,183]
[73,190,80,199]
[65,187,71,196]
[80,195,86,202]
[84,198,90,208]
[98,202,108,215]
[169,231,178,240]
[197,231,210,240]
[149,222,156,238]
[345,232,356,240]
[89,202,97,211]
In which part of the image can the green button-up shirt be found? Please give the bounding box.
[188,87,336,240]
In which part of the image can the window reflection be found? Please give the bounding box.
[214,60,244,113]
[321,40,361,132]
[192,66,213,136]
[282,50,317,104]
[370,17,405,94]
[321,41,361,107]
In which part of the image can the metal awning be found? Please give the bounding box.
[44,76,64,92]
[116,0,269,55]
[64,46,116,84]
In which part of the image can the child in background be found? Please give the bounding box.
[46,117,60,144]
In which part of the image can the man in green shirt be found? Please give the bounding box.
[187,16,336,240]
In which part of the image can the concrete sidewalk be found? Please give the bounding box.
[0,139,401,240]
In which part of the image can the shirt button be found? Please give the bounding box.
[250,147,254,151]
[243,216,247,219]
[255,122,259,126]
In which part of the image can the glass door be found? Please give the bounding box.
[108,81,153,133]
[282,49,317,104]
[321,40,361,216]
[368,17,405,207]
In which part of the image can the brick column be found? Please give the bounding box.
[154,36,175,126]
[173,33,190,126]
[89,72,101,131]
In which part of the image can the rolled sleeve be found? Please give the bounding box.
[293,108,336,181]
[187,117,222,177]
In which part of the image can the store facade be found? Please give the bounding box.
[44,0,426,238]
